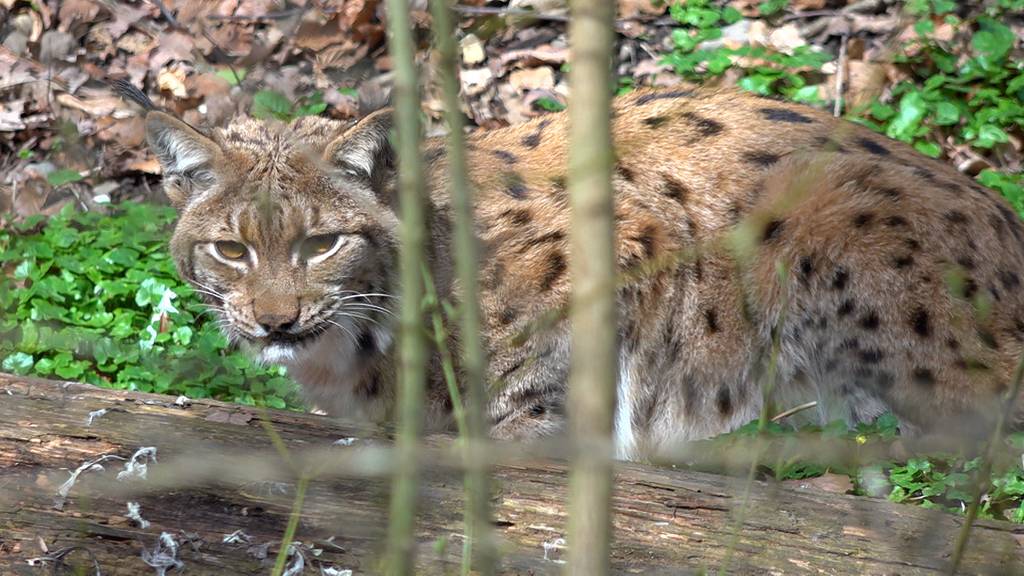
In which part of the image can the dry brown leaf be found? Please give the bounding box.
[767,23,807,53]
[150,31,196,71]
[790,0,826,9]
[633,58,673,78]
[508,66,556,92]
[57,0,102,32]
[55,93,131,118]
[315,40,369,72]
[115,30,156,55]
[8,174,52,219]
[783,473,853,495]
[844,60,887,110]
[497,82,534,125]
[934,23,956,42]
[125,157,161,174]
[461,34,486,66]
[98,116,145,147]
[107,1,153,39]
[509,0,568,18]
[188,72,232,100]
[234,0,279,18]
[618,0,667,19]
[157,67,189,99]
[38,30,76,63]
[204,21,257,58]
[497,44,569,73]
[340,0,382,40]
[461,67,494,97]
[296,16,346,52]
[174,0,219,23]
[0,99,26,131]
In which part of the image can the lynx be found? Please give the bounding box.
[118,81,1024,459]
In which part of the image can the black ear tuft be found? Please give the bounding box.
[325,109,395,183]
[110,78,158,112]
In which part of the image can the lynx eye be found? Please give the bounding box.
[301,233,342,261]
[214,241,248,261]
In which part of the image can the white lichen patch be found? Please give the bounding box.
[85,408,109,425]
[126,501,151,528]
[542,537,567,564]
[117,446,157,481]
[54,453,126,509]
[141,532,183,576]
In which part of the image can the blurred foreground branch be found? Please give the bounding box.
[565,0,618,574]
[383,0,429,574]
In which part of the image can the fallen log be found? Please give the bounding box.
[0,373,1021,575]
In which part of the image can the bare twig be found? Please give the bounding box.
[771,401,819,423]
[452,4,569,22]
[270,476,311,576]
[834,34,848,118]
[947,353,1024,574]
[204,9,303,22]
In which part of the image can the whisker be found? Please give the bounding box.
[324,318,358,344]
[335,292,398,302]
[191,281,228,299]
[337,311,383,328]
[341,303,394,316]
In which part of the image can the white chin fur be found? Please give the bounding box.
[260,343,299,364]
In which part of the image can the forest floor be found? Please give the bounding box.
[1,0,1024,526]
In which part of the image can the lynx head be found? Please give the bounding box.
[144,109,399,367]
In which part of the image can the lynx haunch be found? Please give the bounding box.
[126,84,1024,459]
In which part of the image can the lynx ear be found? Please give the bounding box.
[145,111,222,208]
[325,109,394,183]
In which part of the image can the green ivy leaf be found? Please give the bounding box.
[974,124,1010,148]
[533,97,566,112]
[914,141,942,157]
[886,90,928,142]
[2,352,33,375]
[47,169,84,187]
[972,17,1014,69]
[933,101,960,125]
[721,6,742,24]
[215,67,247,86]
[251,90,294,121]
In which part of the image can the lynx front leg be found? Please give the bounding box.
[486,328,571,442]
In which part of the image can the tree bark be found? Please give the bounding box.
[0,373,1021,575]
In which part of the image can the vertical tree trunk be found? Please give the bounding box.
[429,1,496,574]
[383,1,427,574]
[565,1,617,575]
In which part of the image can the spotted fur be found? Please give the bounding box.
[137,87,1024,459]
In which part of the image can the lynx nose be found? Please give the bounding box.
[256,313,298,333]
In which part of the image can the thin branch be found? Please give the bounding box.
[452,4,570,23]
[204,9,304,22]
[947,352,1024,574]
[429,1,496,574]
[564,1,618,575]
[771,401,819,423]
[833,34,848,118]
[383,0,428,573]
[270,476,310,576]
